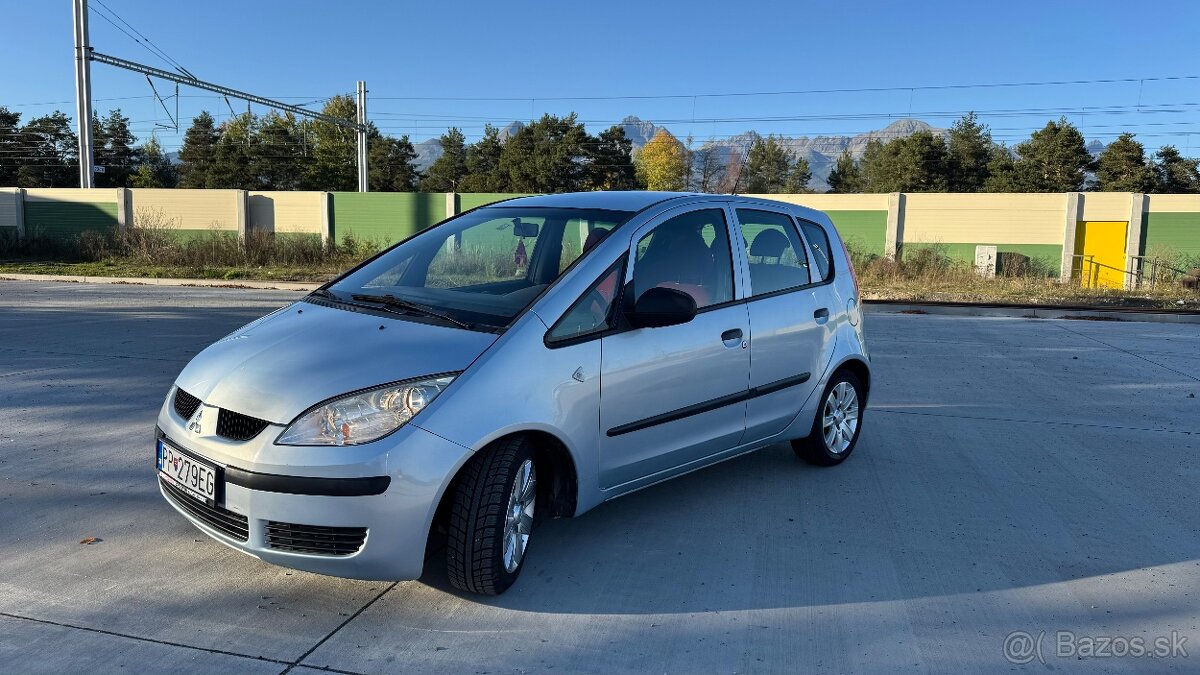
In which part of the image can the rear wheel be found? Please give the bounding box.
[792,371,864,466]
[446,438,537,595]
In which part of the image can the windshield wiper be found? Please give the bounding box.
[350,293,472,330]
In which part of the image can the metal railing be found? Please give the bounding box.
[1129,255,1196,288]
[1070,255,1138,289]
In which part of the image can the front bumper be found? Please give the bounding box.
[155,392,472,580]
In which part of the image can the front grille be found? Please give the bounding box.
[173,388,201,420]
[160,477,249,542]
[216,409,270,441]
[266,521,367,556]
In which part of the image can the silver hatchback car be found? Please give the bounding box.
[156,191,870,595]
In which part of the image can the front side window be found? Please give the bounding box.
[736,209,811,295]
[330,207,633,329]
[632,209,734,309]
[798,221,833,282]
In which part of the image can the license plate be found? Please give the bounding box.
[157,440,220,505]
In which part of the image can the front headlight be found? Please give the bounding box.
[276,374,456,446]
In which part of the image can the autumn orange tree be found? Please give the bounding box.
[634,129,687,190]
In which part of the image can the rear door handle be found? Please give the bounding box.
[721,328,743,341]
[814,308,830,323]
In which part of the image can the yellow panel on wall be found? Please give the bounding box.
[130,189,240,231]
[1080,193,1132,222]
[1144,194,1200,213]
[0,188,19,230]
[1074,221,1128,289]
[248,191,325,234]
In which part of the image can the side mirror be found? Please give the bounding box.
[627,287,697,329]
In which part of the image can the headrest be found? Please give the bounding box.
[750,228,789,258]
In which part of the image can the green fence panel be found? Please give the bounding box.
[458,193,534,212]
[329,192,447,246]
[24,201,119,240]
[824,210,887,257]
[1143,212,1200,259]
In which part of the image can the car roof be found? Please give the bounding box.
[492,191,702,212]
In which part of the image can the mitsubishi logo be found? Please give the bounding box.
[188,408,204,435]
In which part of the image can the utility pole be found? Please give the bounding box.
[356,80,369,192]
[72,0,95,188]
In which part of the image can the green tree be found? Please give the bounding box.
[459,124,505,192]
[1011,117,1093,192]
[0,107,21,186]
[17,112,77,188]
[131,135,178,188]
[420,127,467,192]
[946,112,993,192]
[743,136,792,193]
[826,149,863,193]
[585,125,638,190]
[860,131,948,192]
[93,109,138,187]
[784,155,813,193]
[1152,145,1200,193]
[498,113,590,192]
[368,132,420,191]
[253,112,304,190]
[305,95,358,191]
[633,128,687,191]
[983,145,1022,192]
[1094,133,1155,192]
[206,113,256,190]
[177,111,221,188]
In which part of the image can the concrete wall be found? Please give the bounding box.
[6,188,1200,275]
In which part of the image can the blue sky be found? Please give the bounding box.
[2,0,1199,155]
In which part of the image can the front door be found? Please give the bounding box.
[598,206,750,490]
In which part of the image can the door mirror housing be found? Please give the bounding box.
[626,287,697,329]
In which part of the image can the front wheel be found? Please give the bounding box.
[792,371,864,466]
[446,438,538,595]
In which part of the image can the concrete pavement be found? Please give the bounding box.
[0,279,1196,673]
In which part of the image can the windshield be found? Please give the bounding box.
[327,206,634,330]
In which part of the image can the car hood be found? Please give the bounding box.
[175,300,498,424]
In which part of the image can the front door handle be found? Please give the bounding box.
[814,308,830,323]
[721,328,743,342]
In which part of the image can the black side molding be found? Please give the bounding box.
[224,466,390,497]
[606,372,810,437]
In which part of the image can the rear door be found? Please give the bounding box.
[598,205,750,489]
[734,208,828,442]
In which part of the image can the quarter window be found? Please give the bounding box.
[736,209,811,295]
[633,209,734,309]
[798,221,833,282]
[547,260,623,343]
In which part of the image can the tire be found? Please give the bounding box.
[446,437,538,595]
[792,370,865,466]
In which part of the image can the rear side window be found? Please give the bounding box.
[798,221,833,282]
[736,209,811,296]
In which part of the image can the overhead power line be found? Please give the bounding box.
[90,0,194,78]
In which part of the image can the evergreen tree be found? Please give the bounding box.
[1011,117,1093,192]
[742,136,792,193]
[633,129,687,191]
[860,131,948,192]
[498,114,590,192]
[177,111,221,188]
[826,149,863,193]
[420,127,468,192]
[93,109,138,187]
[459,124,505,192]
[585,125,638,190]
[0,107,21,186]
[206,113,256,190]
[1152,145,1200,193]
[983,145,1022,192]
[305,95,358,191]
[1094,133,1155,192]
[17,112,78,188]
[368,132,420,191]
[946,112,993,192]
[131,136,178,188]
[253,112,304,190]
[784,155,812,193]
